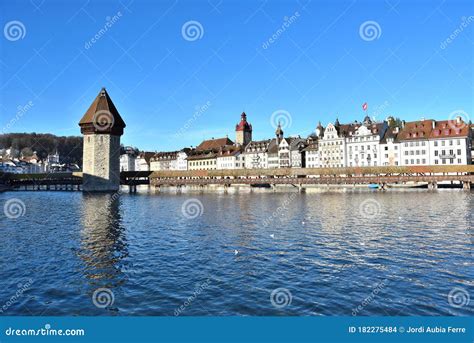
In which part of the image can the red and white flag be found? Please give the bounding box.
[362,102,368,111]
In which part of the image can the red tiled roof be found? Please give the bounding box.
[217,146,241,157]
[235,112,252,132]
[187,150,217,160]
[429,119,470,138]
[396,120,434,141]
[196,137,234,151]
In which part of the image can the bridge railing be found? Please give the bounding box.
[150,165,474,179]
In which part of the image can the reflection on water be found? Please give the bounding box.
[79,193,128,292]
[0,190,472,316]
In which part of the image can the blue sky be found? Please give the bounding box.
[0,0,473,151]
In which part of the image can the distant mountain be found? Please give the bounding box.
[0,133,83,165]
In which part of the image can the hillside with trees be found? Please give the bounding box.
[0,133,83,165]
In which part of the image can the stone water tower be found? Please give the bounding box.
[79,88,126,192]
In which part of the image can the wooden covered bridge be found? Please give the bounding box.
[1,166,473,192]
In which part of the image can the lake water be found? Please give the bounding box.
[0,189,472,316]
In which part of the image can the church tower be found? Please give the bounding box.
[275,121,284,144]
[235,112,252,146]
[79,88,126,192]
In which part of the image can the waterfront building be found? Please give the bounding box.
[380,124,401,166]
[150,151,178,171]
[345,116,388,167]
[150,149,191,171]
[319,119,347,168]
[266,123,284,168]
[278,136,307,168]
[216,146,244,169]
[397,119,433,166]
[79,87,125,192]
[243,139,271,169]
[304,134,321,168]
[188,137,234,171]
[187,150,218,170]
[428,117,472,165]
[135,152,154,171]
[45,151,61,172]
[235,112,252,146]
[120,148,137,172]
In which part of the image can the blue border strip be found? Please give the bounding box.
[0,316,472,343]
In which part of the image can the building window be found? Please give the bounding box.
[458,158,462,163]
[434,141,438,146]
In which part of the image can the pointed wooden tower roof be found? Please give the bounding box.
[79,88,126,135]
